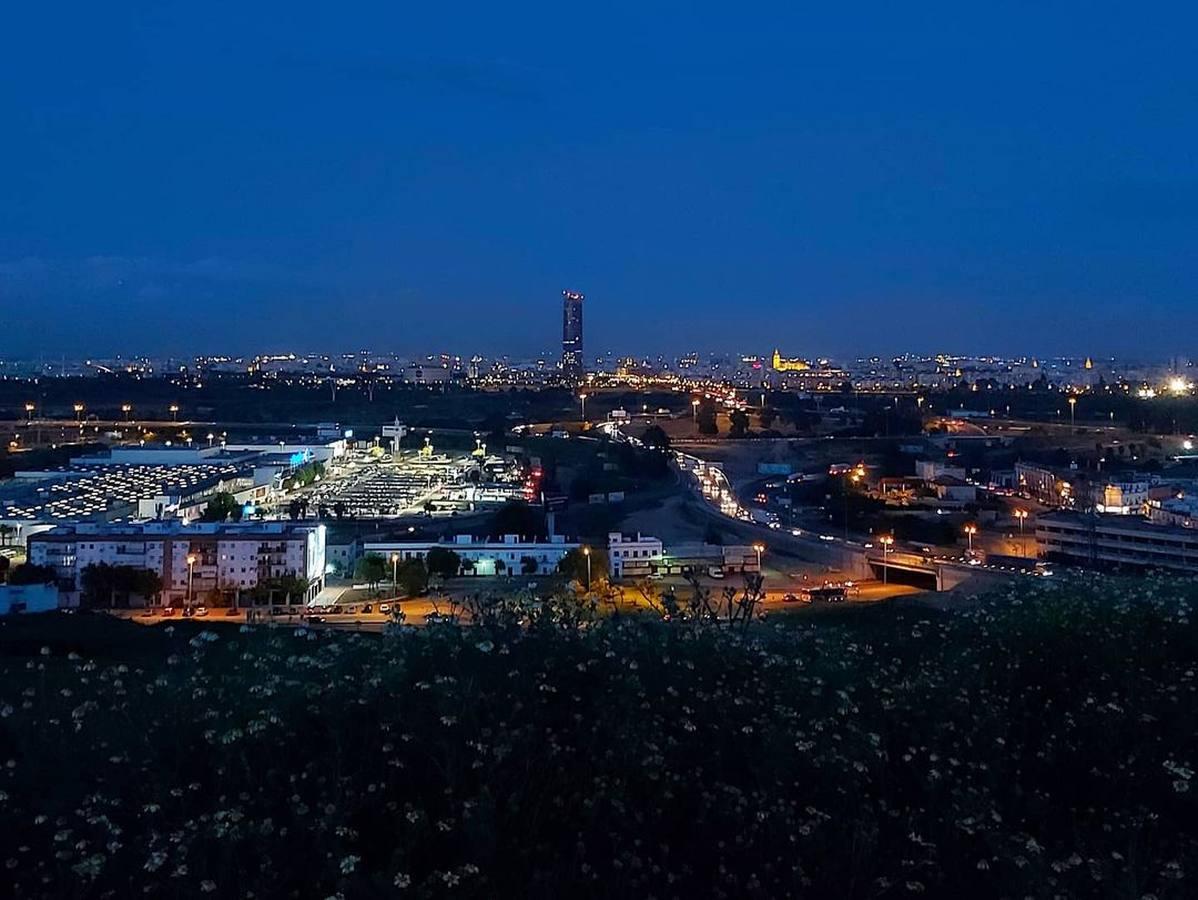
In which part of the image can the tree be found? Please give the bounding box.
[697,400,719,435]
[355,554,388,591]
[425,547,461,579]
[79,564,161,608]
[287,498,309,520]
[7,563,57,585]
[396,558,428,597]
[557,547,608,588]
[729,408,750,438]
[520,555,539,575]
[0,524,14,547]
[0,556,10,582]
[200,491,242,522]
[333,500,348,519]
[642,425,671,451]
[758,407,777,430]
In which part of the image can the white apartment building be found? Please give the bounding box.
[28,522,326,605]
[607,532,664,579]
[362,533,578,576]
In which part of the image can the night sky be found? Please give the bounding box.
[3,2,1197,358]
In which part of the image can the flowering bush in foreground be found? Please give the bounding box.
[1,574,1197,898]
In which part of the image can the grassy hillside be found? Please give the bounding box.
[2,578,1197,898]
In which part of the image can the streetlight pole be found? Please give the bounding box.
[1068,395,1077,427]
[579,393,587,423]
[74,403,84,424]
[880,535,893,585]
[186,553,196,614]
[582,546,591,591]
[753,543,764,571]
[1014,509,1028,556]
[391,553,399,597]
[122,403,132,422]
[964,524,977,554]
[25,403,35,423]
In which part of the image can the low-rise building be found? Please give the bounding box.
[0,583,60,615]
[28,521,327,606]
[607,533,664,579]
[362,534,578,576]
[1036,512,1198,573]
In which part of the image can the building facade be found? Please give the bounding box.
[362,533,579,577]
[607,532,664,579]
[1036,512,1198,573]
[28,522,327,605]
[561,290,585,376]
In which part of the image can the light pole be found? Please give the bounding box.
[964,524,977,554]
[879,535,894,585]
[1068,395,1077,427]
[73,403,84,424]
[692,398,700,424]
[391,552,399,597]
[24,402,35,423]
[1014,509,1028,556]
[582,546,592,591]
[579,393,588,423]
[186,553,197,613]
[169,404,179,422]
[122,403,132,422]
[752,542,764,571]
[207,432,215,447]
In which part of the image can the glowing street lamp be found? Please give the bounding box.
[879,534,894,584]
[73,403,84,423]
[752,542,765,570]
[391,552,399,596]
[964,523,978,554]
[1067,395,1077,427]
[121,403,132,422]
[169,404,179,421]
[207,432,215,447]
[578,393,588,423]
[1013,509,1028,535]
[582,545,592,590]
[24,402,35,423]
[692,398,700,422]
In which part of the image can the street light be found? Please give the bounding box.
[169,404,179,421]
[1068,395,1077,427]
[582,545,592,591]
[24,402,35,423]
[1013,509,1029,557]
[121,403,132,422]
[692,398,700,422]
[391,552,399,596]
[964,524,978,554]
[752,542,765,571]
[879,534,894,585]
[73,403,84,423]
[579,393,588,423]
[186,553,197,613]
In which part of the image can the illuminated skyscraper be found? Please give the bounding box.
[561,290,584,376]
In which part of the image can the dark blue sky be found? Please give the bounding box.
[3,2,1197,358]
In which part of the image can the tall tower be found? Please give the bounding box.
[561,290,584,377]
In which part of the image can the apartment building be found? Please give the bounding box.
[28,521,327,605]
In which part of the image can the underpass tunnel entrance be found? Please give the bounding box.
[869,562,939,591]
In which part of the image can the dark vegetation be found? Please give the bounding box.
[2,577,1198,898]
